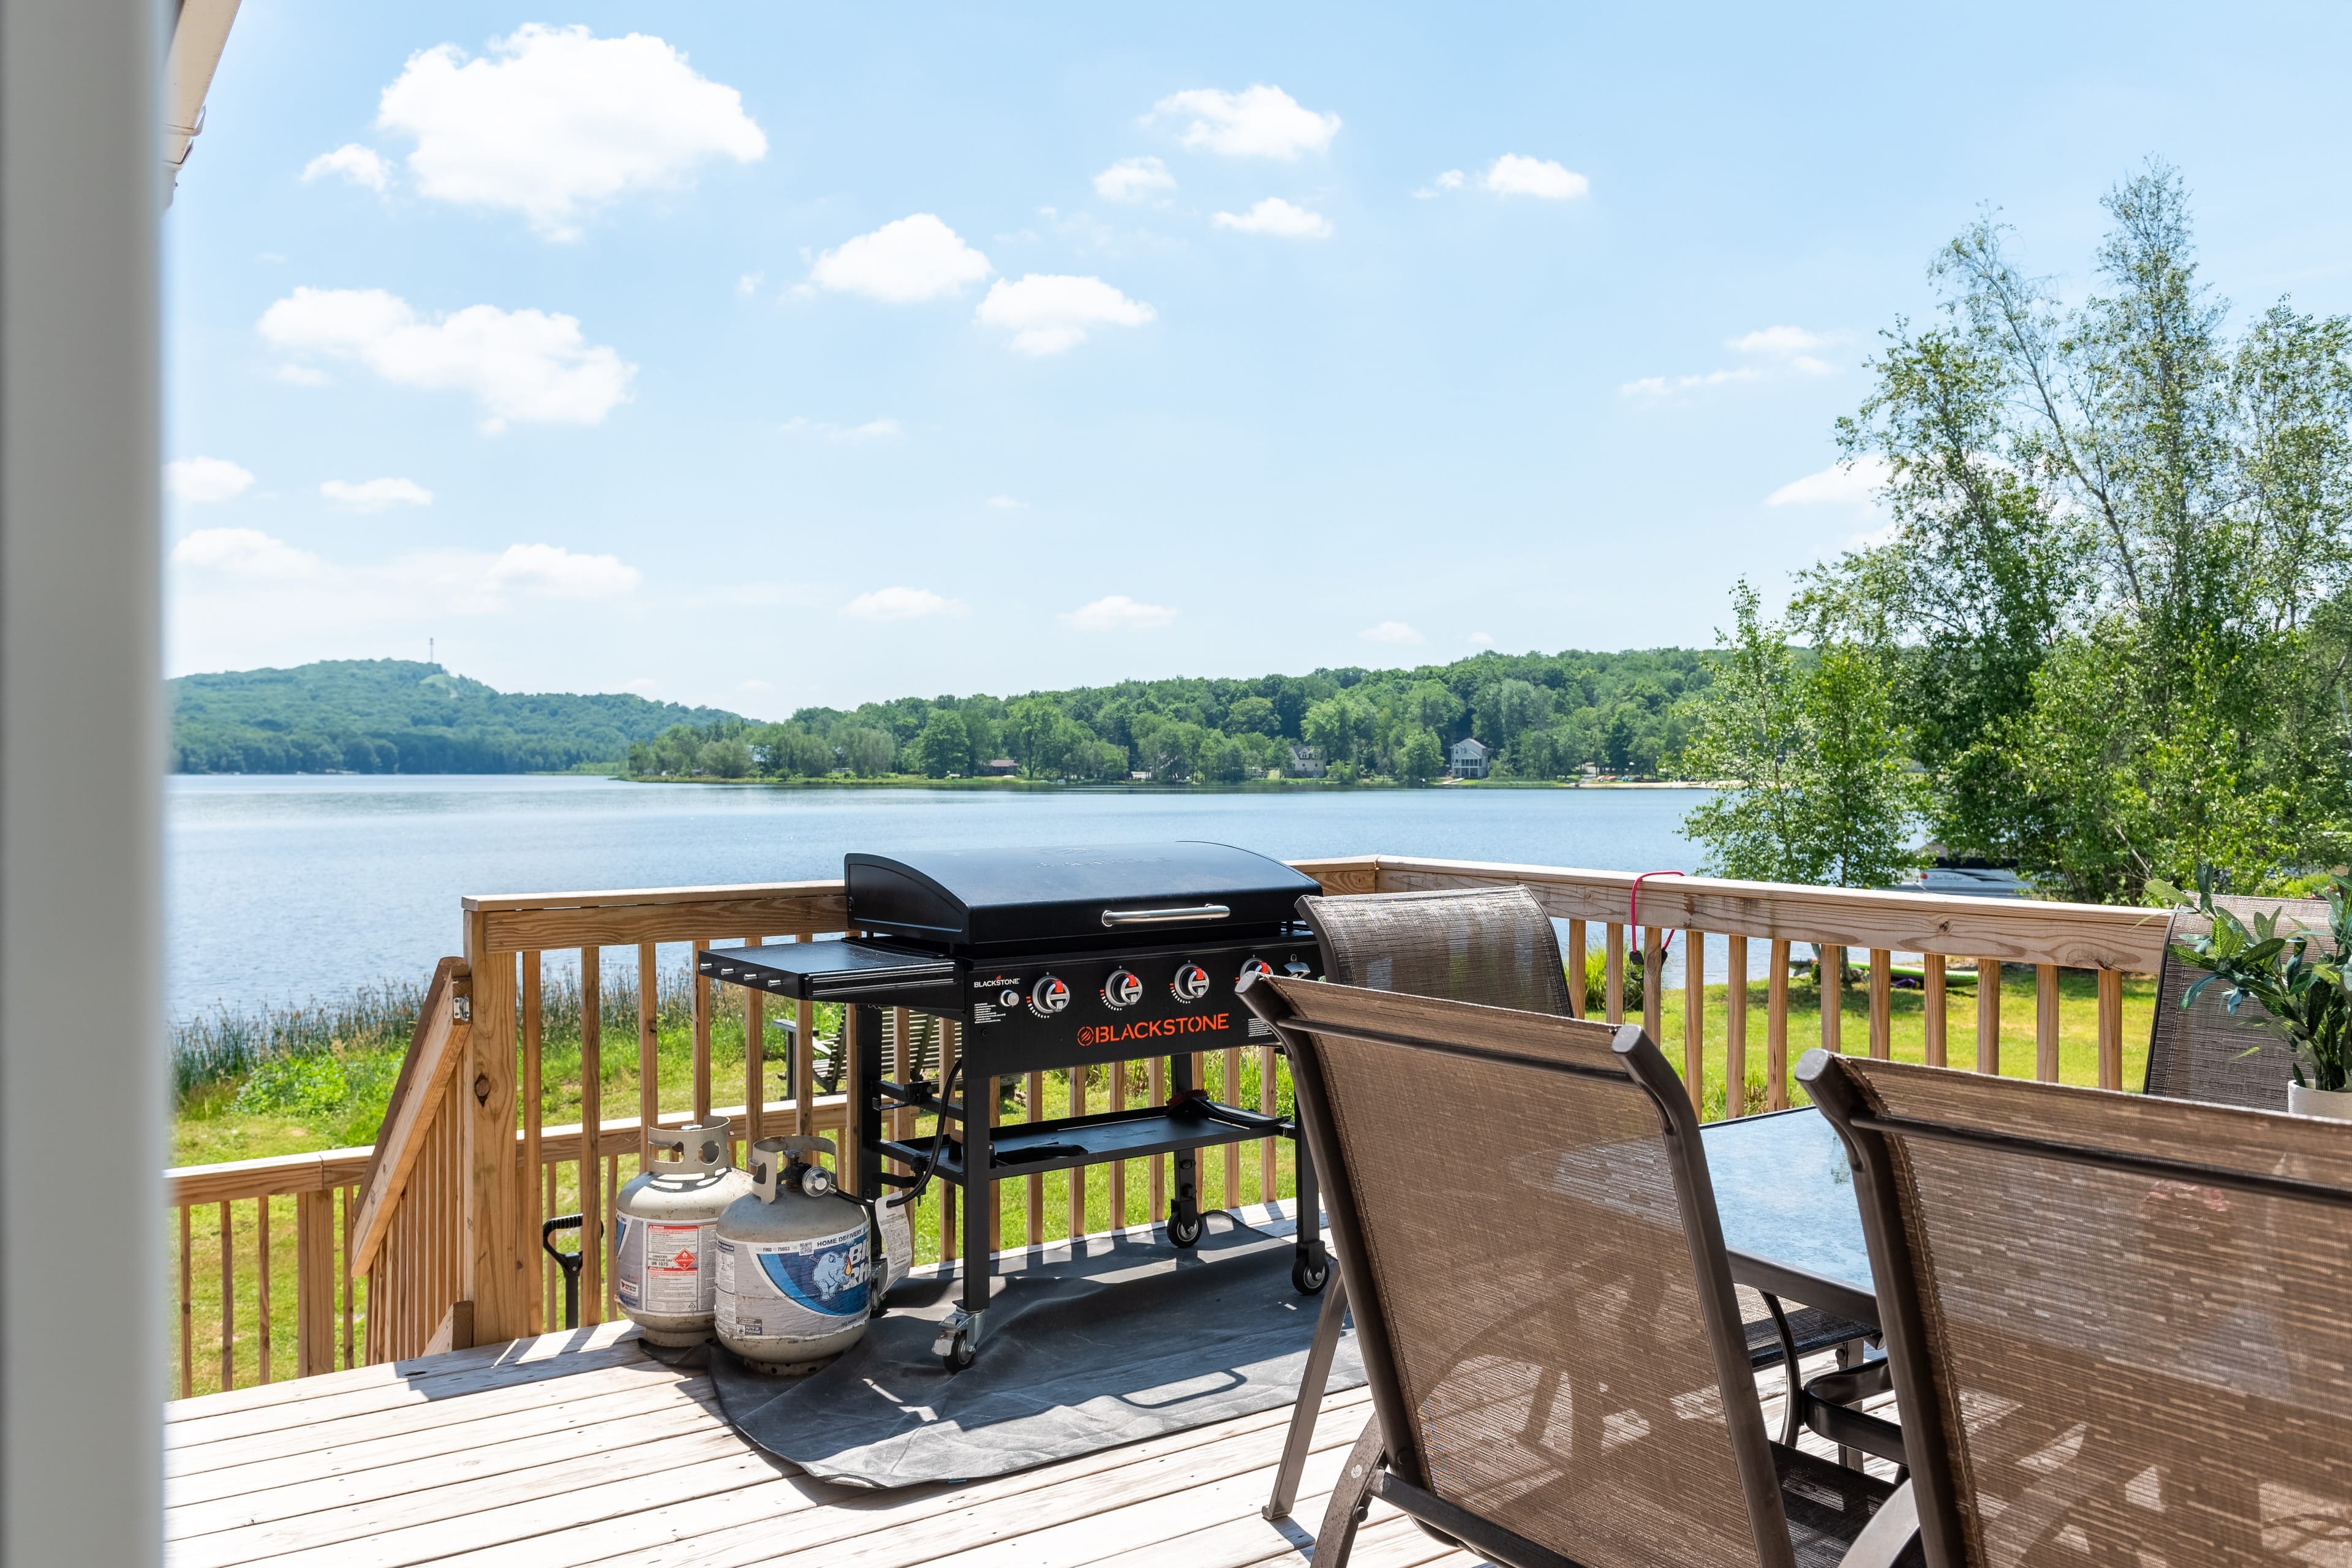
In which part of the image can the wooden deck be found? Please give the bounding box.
[162,1319,1494,1568]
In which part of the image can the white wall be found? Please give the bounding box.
[0,0,165,1562]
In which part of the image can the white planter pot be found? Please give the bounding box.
[2287,1083,2352,1121]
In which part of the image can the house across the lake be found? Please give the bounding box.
[1450,736,1491,778]
[1286,744,1325,778]
[979,757,1019,777]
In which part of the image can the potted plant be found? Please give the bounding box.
[2153,869,2352,1119]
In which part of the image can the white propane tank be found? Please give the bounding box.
[612,1120,753,1346]
[714,1137,875,1374]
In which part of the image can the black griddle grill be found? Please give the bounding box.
[697,842,1330,1370]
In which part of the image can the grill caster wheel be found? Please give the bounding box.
[940,1330,976,1374]
[1292,1253,1329,1294]
[1167,1206,1203,1248]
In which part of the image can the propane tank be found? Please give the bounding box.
[612,1120,753,1347]
[714,1137,875,1373]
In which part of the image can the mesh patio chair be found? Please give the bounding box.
[1802,1050,2352,1568]
[2147,895,2333,1110]
[1267,887,1877,1522]
[1244,976,1920,1568]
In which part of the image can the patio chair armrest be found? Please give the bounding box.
[1798,1355,1905,1467]
[1803,1355,1891,1407]
[1836,1477,1918,1568]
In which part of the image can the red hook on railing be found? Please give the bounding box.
[1629,869,1687,957]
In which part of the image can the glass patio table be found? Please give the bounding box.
[1700,1106,1879,1327]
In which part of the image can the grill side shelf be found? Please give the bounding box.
[696,939,960,1003]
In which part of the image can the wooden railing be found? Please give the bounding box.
[167,853,2173,1394]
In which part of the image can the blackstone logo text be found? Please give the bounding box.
[1077,1014,1231,1048]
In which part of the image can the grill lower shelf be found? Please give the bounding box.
[878,1101,1278,1184]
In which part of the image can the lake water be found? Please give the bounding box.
[166,775,1721,1017]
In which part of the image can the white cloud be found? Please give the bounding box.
[1360,620,1424,644]
[1728,324,1836,375]
[1414,169,1466,198]
[257,287,635,432]
[172,527,320,578]
[986,495,1027,510]
[1482,154,1588,200]
[1094,156,1176,203]
[1468,631,1496,647]
[842,586,962,621]
[1150,86,1340,159]
[1212,197,1333,239]
[301,144,391,193]
[809,214,991,303]
[976,274,1155,356]
[782,416,903,443]
[1766,457,1893,508]
[1624,323,1845,400]
[320,477,434,511]
[165,456,255,503]
[1620,368,1760,398]
[375,24,765,241]
[1728,325,1823,356]
[1063,595,1177,631]
[736,271,763,296]
[481,542,639,599]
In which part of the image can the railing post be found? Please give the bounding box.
[2096,967,2124,1090]
[1976,958,2002,1074]
[1724,933,1747,1118]
[295,1188,335,1378]
[464,911,527,1344]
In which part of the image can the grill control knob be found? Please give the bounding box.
[1172,963,1212,1003]
[1284,956,1313,977]
[1237,957,1275,988]
[1102,970,1144,1009]
[1030,975,1071,1016]
[1000,989,1020,1010]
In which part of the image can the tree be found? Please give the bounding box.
[1683,582,1921,887]
[1224,695,1280,736]
[1800,643,1924,888]
[1817,161,2352,896]
[1404,680,1460,734]
[835,726,895,777]
[1680,583,1824,882]
[1396,728,1444,783]
[1476,678,1550,750]
[697,737,753,778]
[916,708,973,777]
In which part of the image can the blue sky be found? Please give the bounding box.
[164,2,2352,718]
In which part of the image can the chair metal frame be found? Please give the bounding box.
[1250,976,1918,1568]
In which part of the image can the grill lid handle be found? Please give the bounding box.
[1100,903,1231,928]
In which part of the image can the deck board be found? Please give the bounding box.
[164,1298,1870,1568]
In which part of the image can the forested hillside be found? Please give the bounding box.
[629,647,1711,783]
[170,660,740,773]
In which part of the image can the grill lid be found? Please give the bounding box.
[846,842,1318,953]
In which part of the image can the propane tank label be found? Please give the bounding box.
[613,1216,717,1316]
[714,1224,870,1340]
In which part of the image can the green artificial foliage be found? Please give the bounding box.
[2155,868,2352,1092]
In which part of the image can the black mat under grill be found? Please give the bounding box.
[703,1212,1362,1489]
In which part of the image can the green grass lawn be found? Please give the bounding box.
[167,965,2154,1398]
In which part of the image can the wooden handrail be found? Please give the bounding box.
[349,957,468,1276]
[1365,857,2171,972]
[165,1147,373,1207]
